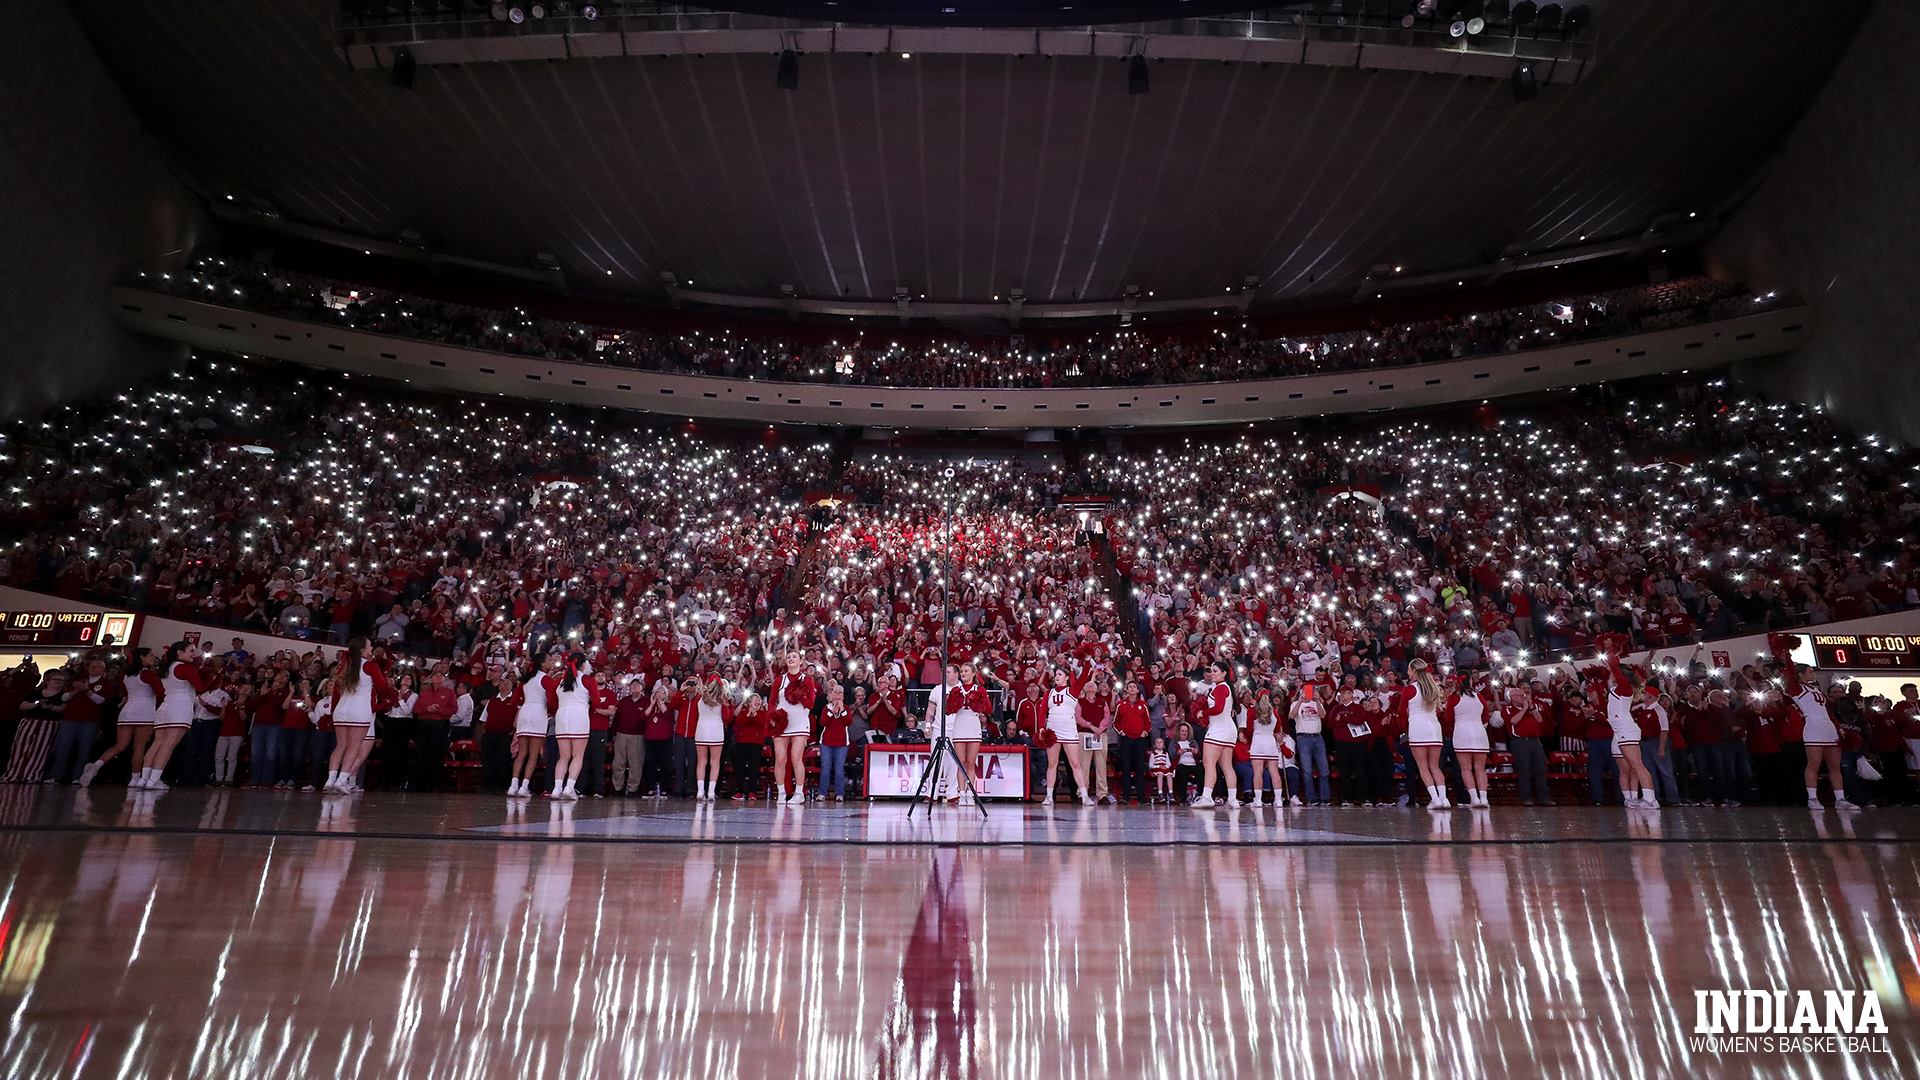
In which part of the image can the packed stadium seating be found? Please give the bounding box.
[2,358,1914,804]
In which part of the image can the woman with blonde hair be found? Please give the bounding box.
[692,676,731,801]
[1393,659,1451,809]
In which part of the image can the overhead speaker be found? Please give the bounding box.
[389,47,416,90]
[1536,2,1562,29]
[1512,0,1537,24]
[1510,63,1538,102]
[775,48,799,91]
[1127,54,1149,96]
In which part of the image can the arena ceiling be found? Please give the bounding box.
[78,0,1866,310]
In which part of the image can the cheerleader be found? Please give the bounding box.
[771,652,819,805]
[942,661,998,805]
[1589,652,1657,808]
[1193,661,1239,808]
[80,649,159,787]
[1040,666,1092,807]
[1448,674,1498,808]
[1395,659,1450,809]
[692,677,731,801]
[546,652,595,800]
[507,654,558,798]
[132,641,216,790]
[1773,636,1858,810]
[1246,692,1286,808]
[325,637,394,794]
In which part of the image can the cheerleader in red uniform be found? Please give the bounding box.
[1393,659,1449,809]
[140,640,214,791]
[691,677,731,802]
[81,648,159,787]
[1193,661,1239,808]
[1040,666,1090,806]
[770,652,818,805]
[326,636,394,794]
[1448,673,1499,808]
[509,655,559,798]
[1590,652,1657,808]
[545,652,595,800]
[1772,636,1858,810]
[944,661,998,805]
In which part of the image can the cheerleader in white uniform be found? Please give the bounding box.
[1040,667,1091,807]
[137,640,215,791]
[325,636,393,794]
[1394,659,1450,809]
[942,661,998,805]
[1193,661,1239,808]
[1774,636,1858,810]
[508,654,559,798]
[1448,675,1498,808]
[547,652,595,800]
[1589,652,1657,808]
[692,678,731,801]
[1246,692,1285,808]
[769,652,818,805]
[80,649,159,787]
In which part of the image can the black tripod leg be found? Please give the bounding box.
[908,740,944,818]
[942,741,989,819]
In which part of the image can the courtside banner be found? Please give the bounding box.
[864,745,1029,799]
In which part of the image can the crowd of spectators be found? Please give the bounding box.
[130,257,1775,389]
[1,359,1915,804]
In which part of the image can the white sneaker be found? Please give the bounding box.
[1191,794,1216,808]
[1290,796,1306,808]
[145,778,169,792]
[1040,796,1054,806]
[1429,798,1451,809]
[127,774,149,790]
[77,762,102,788]
[1225,798,1243,809]
[1622,794,1640,807]
[1806,797,1824,809]
[1834,798,1862,812]
[1080,793,1095,806]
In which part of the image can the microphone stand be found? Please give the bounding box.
[909,477,989,820]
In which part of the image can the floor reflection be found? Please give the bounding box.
[0,830,1915,1078]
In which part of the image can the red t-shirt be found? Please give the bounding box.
[1115,699,1150,739]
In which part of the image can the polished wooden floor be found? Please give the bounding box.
[0,788,1915,1078]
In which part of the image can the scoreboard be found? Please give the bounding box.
[1807,633,1920,672]
[0,610,139,652]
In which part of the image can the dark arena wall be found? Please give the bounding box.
[0,4,202,418]
[1711,0,1920,443]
